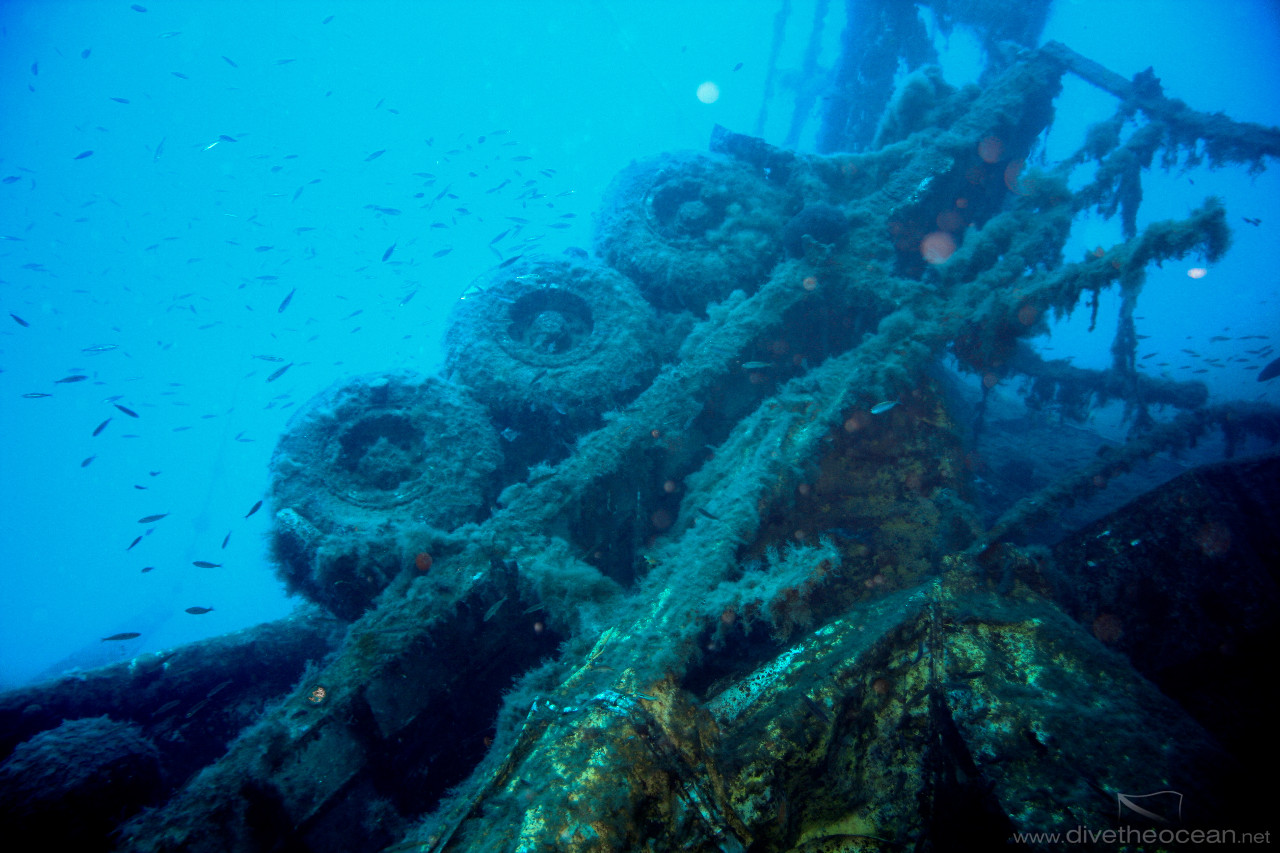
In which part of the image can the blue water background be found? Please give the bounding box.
[1,0,1277,688]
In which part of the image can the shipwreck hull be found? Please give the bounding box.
[2,32,1278,853]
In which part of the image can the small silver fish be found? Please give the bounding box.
[483,596,508,621]
[870,400,898,415]
[741,361,771,370]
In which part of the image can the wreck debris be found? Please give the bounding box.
[443,255,668,446]
[268,373,502,619]
[594,151,794,314]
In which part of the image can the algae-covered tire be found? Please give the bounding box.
[444,256,661,422]
[268,373,501,619]
[593,151,795,314]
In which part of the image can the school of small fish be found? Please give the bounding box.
[0,3,612,652]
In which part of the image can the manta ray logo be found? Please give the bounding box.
[1117,790,1184,824]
